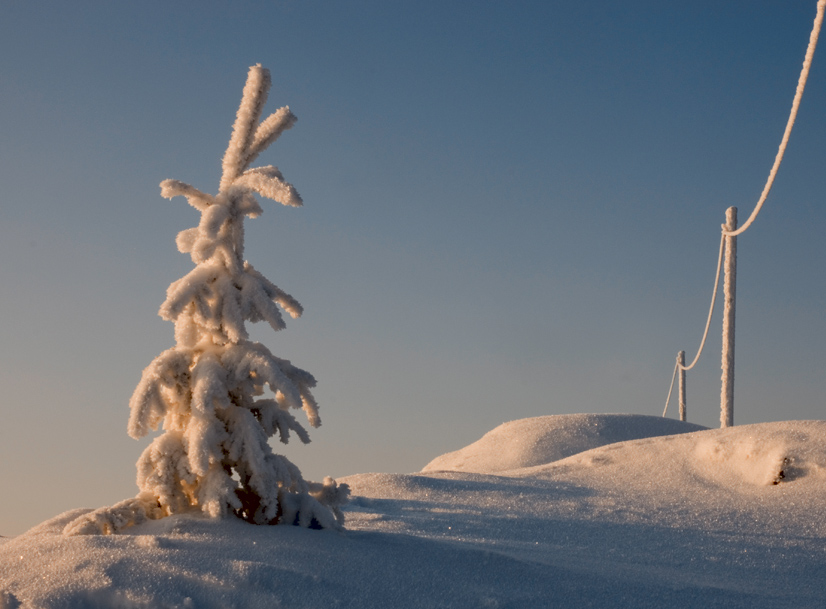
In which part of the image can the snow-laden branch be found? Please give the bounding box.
[221,65,271,191]
[160,179,214,211]
[256,398,311,444]
[222,343,305,413]
[234,166,303,207]
[128,348,193,438]
[245,262,303,318]
[245,107,297,170]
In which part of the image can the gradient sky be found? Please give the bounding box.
[2,1,825,536]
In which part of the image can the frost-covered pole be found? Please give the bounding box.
[720,207,737,428]
[677,350,686,422]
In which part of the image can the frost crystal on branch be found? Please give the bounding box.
[64,65,348,536]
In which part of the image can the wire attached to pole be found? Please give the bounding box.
[663,232,726,417]
[725,0,825,237]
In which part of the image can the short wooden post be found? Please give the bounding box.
[677,351,686,422]
[720,207,737,428]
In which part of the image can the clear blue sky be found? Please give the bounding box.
[2,1,824,535]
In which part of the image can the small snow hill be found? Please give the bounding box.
[422,413,706,473]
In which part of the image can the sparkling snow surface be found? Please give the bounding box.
[3,414,826,608]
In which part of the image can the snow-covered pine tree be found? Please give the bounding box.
[64,65,348,536]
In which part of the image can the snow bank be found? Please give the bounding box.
[422,413,706,473]
[3,418,826,608]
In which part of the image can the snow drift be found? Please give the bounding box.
[3,415,826,608]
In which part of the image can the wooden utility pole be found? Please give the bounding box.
[720,207,737,427]
[677,351,686,422]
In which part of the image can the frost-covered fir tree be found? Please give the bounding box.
[64,65,348,536]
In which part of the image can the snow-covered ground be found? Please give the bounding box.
[3,414,826,608]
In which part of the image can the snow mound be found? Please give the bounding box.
[538,419,826,492]
[422,413,706,473]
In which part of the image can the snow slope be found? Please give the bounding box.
[2,414,826,608]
